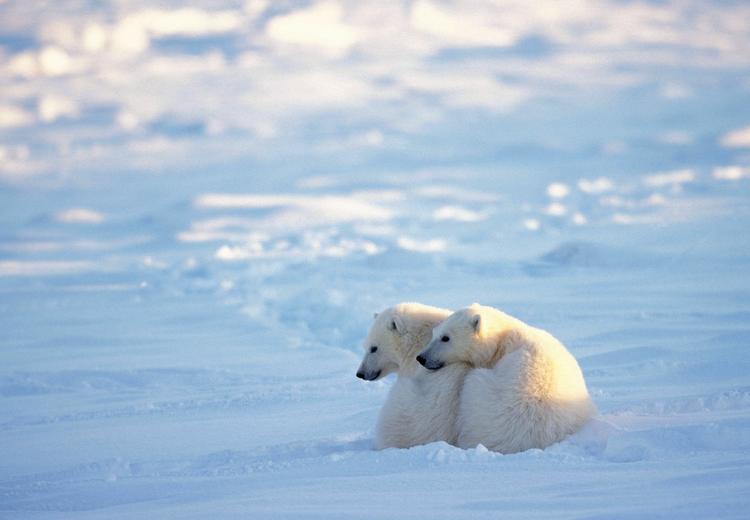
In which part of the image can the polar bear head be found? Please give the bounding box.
[417,303,518,370]
[356,302,451,380]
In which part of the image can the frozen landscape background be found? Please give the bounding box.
[1,0,750,517]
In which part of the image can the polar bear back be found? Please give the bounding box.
[458,325,595,453]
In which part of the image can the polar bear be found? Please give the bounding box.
[356,302,470,449]
[417,303,595,454]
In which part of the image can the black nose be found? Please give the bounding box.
[356,371,365,379]
[416,355,426,367]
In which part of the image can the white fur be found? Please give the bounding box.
[419,303,596,454]
[357,303,470,449]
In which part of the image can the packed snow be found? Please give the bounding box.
[2,0,750,518]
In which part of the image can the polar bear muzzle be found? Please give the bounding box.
[356,350,385,381]
[356,369,382,381]
[416,351,445,371]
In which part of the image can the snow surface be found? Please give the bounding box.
[2,0,750,518]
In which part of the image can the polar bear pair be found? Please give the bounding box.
[356,302,595,453]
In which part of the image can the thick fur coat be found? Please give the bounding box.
[357,303,469,449]
[418,303,595,453]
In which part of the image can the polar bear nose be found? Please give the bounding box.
[356,370,365,379]
[417,353,444,370]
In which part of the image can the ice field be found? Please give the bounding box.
[2,1,750,518]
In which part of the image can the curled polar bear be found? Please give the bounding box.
[417,303,595,454]
[356,303,470,449]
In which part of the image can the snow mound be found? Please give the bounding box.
[524,240,656,274]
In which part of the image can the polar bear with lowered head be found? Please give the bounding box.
[356,302,470,449]
[417,303,595,454]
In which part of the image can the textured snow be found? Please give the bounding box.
[2,0,750,518]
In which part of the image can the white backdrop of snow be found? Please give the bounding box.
[1,0,750,518]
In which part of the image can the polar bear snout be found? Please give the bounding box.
[416,349,445,371]
[357,335,402,381]
[356,353,385,381]
[417,337,450,370]
[356,368,382,381]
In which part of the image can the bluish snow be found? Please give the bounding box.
[2,1,750,518]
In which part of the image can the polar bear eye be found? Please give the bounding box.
[441,335,450,342]
[370,346,378,353]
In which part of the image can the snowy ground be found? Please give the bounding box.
[2,1,750,518]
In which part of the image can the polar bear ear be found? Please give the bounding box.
[390,314,405,334]
[471,314,481,332]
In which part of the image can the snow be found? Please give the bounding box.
[578,177,615,195]
[714,166,750,181]
[642,169,696,189]
[37,95,79,123]
[54,208,105,225]
[546,183,571,200]
[0,104,33,129]
[2,0,750,518]
[266,2,359,55]
[720,126,750,149]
